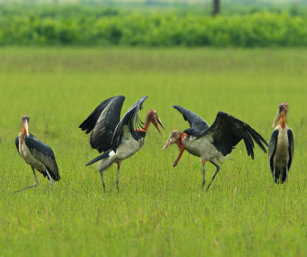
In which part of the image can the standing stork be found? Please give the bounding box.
[268,102,294,183]
[15,115,60,192]
[79,95,164,192]
[162,106,268,191]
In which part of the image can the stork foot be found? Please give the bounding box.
[202,179,205,190]
[206,161,221,192]
[15,183,39,193]
[100,171,106,193]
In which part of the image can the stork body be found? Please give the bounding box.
[268,102,294,183]
[80,96,164,192]
[163,106,268,191]
[15,115,60,192]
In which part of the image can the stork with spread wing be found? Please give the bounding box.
[163,106,268,191]
[80,96,164,192]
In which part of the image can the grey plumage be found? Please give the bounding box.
[173,105,210,131]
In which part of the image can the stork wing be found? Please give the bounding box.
[202,112,268,158]
[79,95,125,153]
[268,130,278,172]
[25,134,60,181]
[287,129,294,169]
[112,96,148,148]
[173,105,209,131]
[15,137,20,154]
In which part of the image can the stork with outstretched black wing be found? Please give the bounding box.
[268,102,294,183]
[162,106,268,191]
[79,95,164,192]
[15,115,60,192]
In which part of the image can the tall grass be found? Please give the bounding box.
[0,48,306,257]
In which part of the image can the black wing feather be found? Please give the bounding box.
[287,129,294,170]
[15,137,20,153]
[112,96,148,147]
[79,95,125,152]
[173,105,209,131]
[268,129,279,172]
[25,134,60,181]
[202,112,268,158]
[85,149,112,166]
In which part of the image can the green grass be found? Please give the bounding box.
[0,47,306,257]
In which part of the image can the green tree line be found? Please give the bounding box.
[0,7,306,47]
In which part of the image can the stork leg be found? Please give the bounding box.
[116,163,121,192]
[45,169,54,187]
[100,170,106,193]
[201,159,206,190]
[15,167,39,193]
[206,161,220,191]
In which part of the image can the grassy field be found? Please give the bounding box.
[0,47,306,257]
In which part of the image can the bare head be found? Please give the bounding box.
[162,130,181,150]
[21,115,30,135]
[147,109,165,135]
[272,102,288,128]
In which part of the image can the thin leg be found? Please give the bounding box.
[45,169,54,187]
[116,163,121,192]
[100,170,106,193]
[15,167,39,193]
[206,161,220,191]
[201,159,206,190]
[33,167,39,185]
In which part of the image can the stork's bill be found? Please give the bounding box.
[148,110,165,135]
[272,102,288,128]
[22,115,30,135]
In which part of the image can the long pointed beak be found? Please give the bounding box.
[162,137,176,151]
[153,116,165,135]
[272,112,282,128]
[162,141,171,150]
[24,120,29,135]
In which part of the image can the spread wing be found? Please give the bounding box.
[173,105,209,132]
[79,95,125,153]
[112,96,148,148]
[25,134,60,181]
[201,112,268,158]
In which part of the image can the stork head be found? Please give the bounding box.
[272,102,288,128]
[21,115,30,135]
[162,130,181,150]
[147,110,165,135]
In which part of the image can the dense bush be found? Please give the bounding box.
[0,7,306,47]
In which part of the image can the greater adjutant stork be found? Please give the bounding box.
[162,106,268,191]
[268,102,294,183]
[79,95,164,192]
[15,115,60,192]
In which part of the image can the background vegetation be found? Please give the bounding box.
[0,47,306,256]
[0,4,307,47]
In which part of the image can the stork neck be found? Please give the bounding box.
[280,115,286,129]
[142,115,152,132]
[176,133,186,148]
[21,126,26,135]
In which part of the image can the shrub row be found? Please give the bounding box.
[0,12,306,47]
